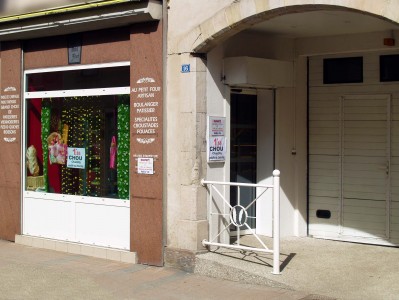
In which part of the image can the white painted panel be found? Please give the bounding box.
[309,120,339,128]
[391,203,399,239]
[310,107,340,115]
[309,194,339,204]
[23,197,74,241]
[310,182,339,192]
[23,192,130,250]
[308,59,340,237]
[343,169,386,179]
[256,89,274,237]
[342,227,386,239]
[224,57,293,88]
[343,183,385,195]
[309,219,340,236]
[309,177,339,186]
[310,127,339,135]
[310,134,339,142]
[344,127,386,136]
[309,101,339,108]
[308,52,399,245]
[75,202,130,250]
[309,189,339,198]
[309,168,339,177]
[341,94,389,238]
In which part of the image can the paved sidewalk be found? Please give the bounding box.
[196,236,399,300]
[0,240,311,300]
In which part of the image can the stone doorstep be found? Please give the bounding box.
[164,247,208,273]
[15,234,137,264]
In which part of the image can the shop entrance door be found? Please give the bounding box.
[230,90,274,236]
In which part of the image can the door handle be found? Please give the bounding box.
[378,161,390,175]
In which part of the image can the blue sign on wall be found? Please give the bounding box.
[181,64,190,73]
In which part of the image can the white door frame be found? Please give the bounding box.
[228,88,275,236]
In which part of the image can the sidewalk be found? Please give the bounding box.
[195,236,399,300]
[0,240,311,300]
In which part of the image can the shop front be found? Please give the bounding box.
[0,1,164,266]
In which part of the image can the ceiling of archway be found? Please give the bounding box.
[247,10,399,38]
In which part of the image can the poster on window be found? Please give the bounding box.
[67,147,86,169]
[207,116,226,162]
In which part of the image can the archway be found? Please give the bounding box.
[191,0,399,245]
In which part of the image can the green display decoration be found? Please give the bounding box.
[41,99,51,192]
[117,95,130,199]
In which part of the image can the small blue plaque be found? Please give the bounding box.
[181,64,190,73]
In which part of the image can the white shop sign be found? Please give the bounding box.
[207,116,226,162]
[67,147,86,169]
[137,157,154,174]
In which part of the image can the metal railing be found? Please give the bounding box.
[201,170,280,275]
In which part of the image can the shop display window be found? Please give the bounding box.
[26,95,130,199]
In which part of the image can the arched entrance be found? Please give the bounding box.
[185,1,399,246]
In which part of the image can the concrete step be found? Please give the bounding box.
[194,250,292,290]
[193,236,399,299]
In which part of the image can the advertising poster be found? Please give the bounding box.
[67,147,86,169]
[207,116,226,162]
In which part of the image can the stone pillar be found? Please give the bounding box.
[164,53,208,272]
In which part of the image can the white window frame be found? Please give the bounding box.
[22,61,131,207]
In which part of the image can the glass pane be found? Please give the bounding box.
[25,95,130,200]
[323,57,363,84]
[380,54,399,82]
[27,66,130,92]
[230,93,257,230]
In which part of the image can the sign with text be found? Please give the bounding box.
[68,35,82,64]
[0,87,20,143]
[207,116,226,162]
[181,64,190,73]
[137,157,154,174]
[67,147,85,169]
[131,77,161,139]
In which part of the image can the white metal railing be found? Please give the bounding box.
[201,170,280,275]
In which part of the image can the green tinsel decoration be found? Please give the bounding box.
[41,99,51,192]
[117,95,130,200]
